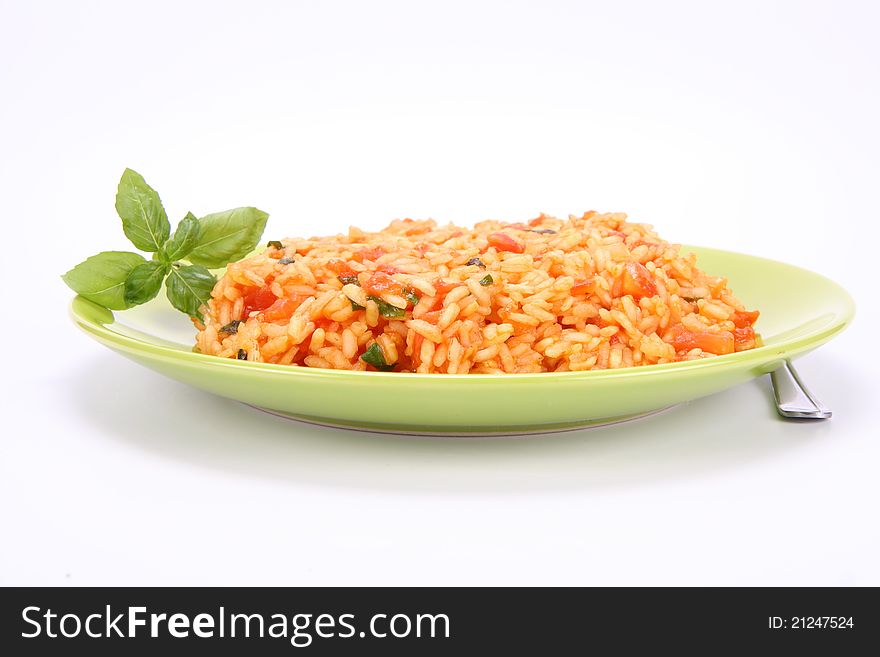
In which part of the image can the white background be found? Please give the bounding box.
[1,0,878,585]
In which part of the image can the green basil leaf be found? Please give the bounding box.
[124,260,169,307]
[479,274,494,286]
[163,212,201,261]
[61,251,146,310]
[115,168,170,252]
[186,207,269,268]
[367,295,406,318]
[360,343,395,371]
[165,264,216,320]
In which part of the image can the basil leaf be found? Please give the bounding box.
[187,207,270,268]
[115,168,170,252]
[165,264,216,320]
[61,251,146,310]
[405,289,420,306]
[163,212,201,261]
[479,274,494,286]
[124,261,169,307]
[367,295,405,318]
[360,343,395,371]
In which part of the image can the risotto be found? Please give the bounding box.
[194,212,759,373]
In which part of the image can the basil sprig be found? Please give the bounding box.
[62,168,269,321]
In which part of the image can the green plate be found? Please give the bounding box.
[69,246,854,435]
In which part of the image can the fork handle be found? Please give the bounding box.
[770,360,832,419]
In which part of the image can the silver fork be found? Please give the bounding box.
[770,360,832,419]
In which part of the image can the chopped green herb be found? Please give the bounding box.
[351,300,366,311]
[405,289,420,306]
[236,349,248,360]
[338,274,360,285]
[465,257,486,268]
[368,295,406,318]
[530,229,557,235]
[267,240,283,249]
[360,343,395,371]
[479,274,494,286]
[219,320,243,335]
[278,257,295,265]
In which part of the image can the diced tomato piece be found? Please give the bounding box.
[731,310,760,328]
[242,285,277,317]
[410,334,424,367]
[621,261,657,299]
[364,270,405,296]
[354,246,386,262]
[570,278,595,295]
[487,233,525,254]
[433,279,460,295]
[260,297,298,322]
[528,215,546,226]
[326,259,356,278]
[667,323,735,355]
[376,264,401,275]
[733,326,756,351]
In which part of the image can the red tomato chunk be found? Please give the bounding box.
[242,285,277,317]
[364,270,405,296]
[668,323,735,355]
[570,278,595,295]
[261,297,297,322]
[487,233,525,254]
[621,261,657,299]
[733,326,757,351]
[731,310,760,328]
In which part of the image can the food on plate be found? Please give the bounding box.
[195,212,760,373]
